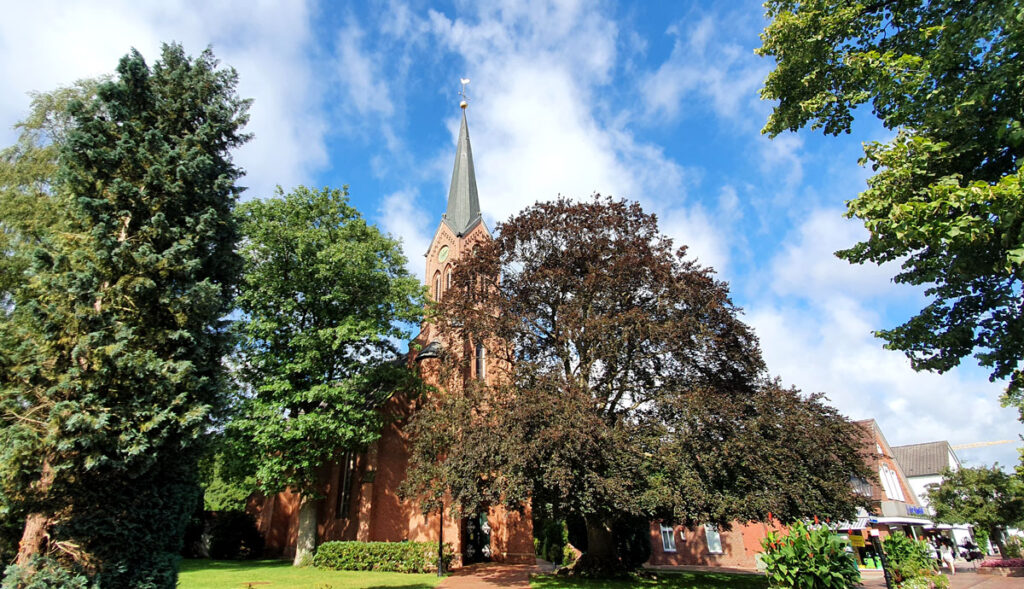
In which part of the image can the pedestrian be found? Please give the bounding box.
[940,539,956,575]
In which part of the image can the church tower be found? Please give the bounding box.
[414,98,534,565]
[424,107,490,309]
[249,92,533,567]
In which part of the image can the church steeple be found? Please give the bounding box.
[442,109,482,236]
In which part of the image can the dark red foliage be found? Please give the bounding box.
[401,196,870,569]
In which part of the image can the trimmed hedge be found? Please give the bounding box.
[313,541,455,573]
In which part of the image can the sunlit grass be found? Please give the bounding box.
[177,559,442,589]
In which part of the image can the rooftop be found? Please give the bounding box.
[892,441,958,477]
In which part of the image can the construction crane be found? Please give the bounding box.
[951,440,1014,450]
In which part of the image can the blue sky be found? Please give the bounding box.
[2,0,1020,470]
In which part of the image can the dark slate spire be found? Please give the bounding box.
[442,110,482,236]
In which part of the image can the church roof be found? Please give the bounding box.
[415,340,443,362]
[442,110,482,236]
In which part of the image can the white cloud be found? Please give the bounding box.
[642,14,770,125]
[748,297,1022,468]
[758,133,804,188]
[659,183,749,275]
[0,0,325,199]
[360,0,699,266]
[335,20,395,119]
[750,206,1023,469]
[770,208,908,300]
[378,190,435,281]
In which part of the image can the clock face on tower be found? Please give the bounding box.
[438,245,449,263]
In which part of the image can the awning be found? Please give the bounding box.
[870,516,933,526]
[837,516,870,530]
[923,523,971,531]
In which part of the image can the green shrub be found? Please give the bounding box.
[535,519,570,565]
[882,532,936,585]
[1004,536,1023,559]
[312,541,455,574]
[974,530,990,554]
[761,521,860,589]
[902,572,949,589]
[2,557,96,589]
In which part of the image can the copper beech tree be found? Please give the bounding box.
[401,196,870,574]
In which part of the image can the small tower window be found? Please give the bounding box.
[446,267,453,291]
[434,271,442,301]
[475,343,486,381]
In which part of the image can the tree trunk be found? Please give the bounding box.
[293,493,318,566]
[990,526,1007,558]
[567,516,624,576]
[16,459,55,566]
[16,513,50,566]
[585,517,616,563]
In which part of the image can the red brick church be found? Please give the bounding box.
[247,101,535,566]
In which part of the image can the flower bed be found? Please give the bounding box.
[978,559,1024,577]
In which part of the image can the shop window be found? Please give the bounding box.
[660,525,676,552]
[336,451,356,519]
[704,524,723,554]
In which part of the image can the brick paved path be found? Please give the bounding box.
[438,562,1024,589]
[436,563,542,589]
[859,569,1024,589]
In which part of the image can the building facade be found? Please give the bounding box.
[892,440,973,546]
[648,419,933,571]
[248,105,534,566]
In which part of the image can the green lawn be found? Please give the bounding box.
[531,570,769,589]
[177,559,442,589]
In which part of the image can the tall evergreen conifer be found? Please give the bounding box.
[0,44,249,588]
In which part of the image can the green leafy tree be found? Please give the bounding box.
[926,465,1024,556]
[0,82,102,305]
[198,448,257,512]
[401,196,871,574]
[758,1,1024,410]
[0,44,249,587]
[0,79,104,568]
[229,186,424,566]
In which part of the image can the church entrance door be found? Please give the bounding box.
[461,512,492,564]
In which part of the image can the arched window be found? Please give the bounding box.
[475,343,486,381]
[434,271,442,301]
[446,265,453,291]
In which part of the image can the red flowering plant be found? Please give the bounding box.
[761,520,860,589]
[981,559,1024,567]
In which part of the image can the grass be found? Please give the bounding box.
[530,570,770,589]
[177,559,443,589]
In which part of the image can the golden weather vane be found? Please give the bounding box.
[459,78,470,109]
